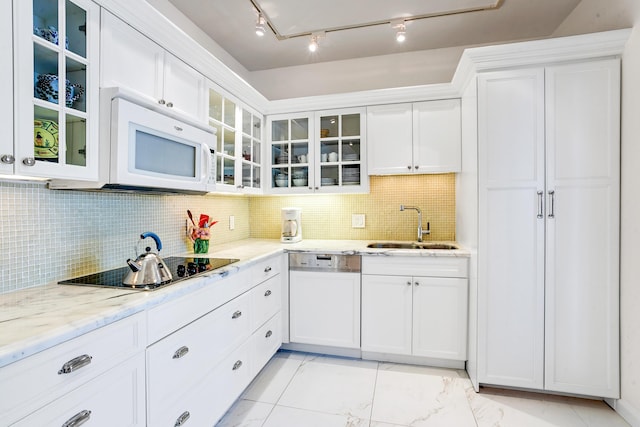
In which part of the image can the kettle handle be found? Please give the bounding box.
[140,232,163,251]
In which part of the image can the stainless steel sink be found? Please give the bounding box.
[366,242,459,250]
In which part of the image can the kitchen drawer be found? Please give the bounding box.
[252,312,282,375]
[11,353,145,427]
[1,312,145,426]
[251,254,282,285]
[149,339,253,427]
[251,274,281,330]
[362,255,468,278]
[146,291,251,415]
[147,268,251,344]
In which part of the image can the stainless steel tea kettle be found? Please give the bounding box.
[123,232,172,287]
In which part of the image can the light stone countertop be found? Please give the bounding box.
[0,238,468,368]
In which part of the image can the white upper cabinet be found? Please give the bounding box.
[267,108,368,194]
[208,82,263,193]
[0,0,13,175]
[367,99,461,175]
[101,10,206,122]
[12,0,100,180]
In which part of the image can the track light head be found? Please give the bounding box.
[255,13,266,37]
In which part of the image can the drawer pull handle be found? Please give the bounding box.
[173,346,189,359]
[414,281,420,286]
[232,310,242,319]
[232,360,243,370]
[174,411,190,426]
[264,289,272,297]
[58,354,92,374]
[265,330,273,338]
[407,281,412,286]
[264,266,272,273]
[62,409,91,427]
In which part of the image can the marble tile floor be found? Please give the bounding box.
[216,351,630,427]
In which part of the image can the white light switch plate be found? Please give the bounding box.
[352,214,365,228]
[229,215,235,230]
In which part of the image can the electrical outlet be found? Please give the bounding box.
[352,214,365,228]
[229,215,235,230]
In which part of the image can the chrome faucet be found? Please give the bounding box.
[400,205,430,242]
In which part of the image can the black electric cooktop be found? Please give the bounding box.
[58,257,239,291]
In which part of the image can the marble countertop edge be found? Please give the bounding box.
[0,238,468,368]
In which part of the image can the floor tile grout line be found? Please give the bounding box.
[367,361,380,427]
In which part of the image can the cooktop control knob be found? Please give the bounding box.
[176,264,186,277]
[187,262,197,275]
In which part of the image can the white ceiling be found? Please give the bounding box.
[167,0,584,71]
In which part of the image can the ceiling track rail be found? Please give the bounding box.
[249,0,503,41]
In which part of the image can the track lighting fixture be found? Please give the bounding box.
[308,35,318,52]
[392,20,406,43]
[255,13,266,37]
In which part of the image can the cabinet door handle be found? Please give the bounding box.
[62,409,91,427]
[158,99,166,105]
[414,165,419,170]
[548,190,555,218]
[414,281,420,286]
[1,154,15,164]
[173,346,189,359]
[232,360,243,370]
[22,157,36,166]
[265,330,273,338]
[174,411,190,427]
[407,165,412,170]
[166,101,174,108]
[537,191,544,219]
[406,281,412,286]
[232,310,242,319]
[264,289,272,297]
[174,125,183,132]
[58,354,92,374]
[264,266,272,273]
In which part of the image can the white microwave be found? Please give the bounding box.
[51,88,216,194]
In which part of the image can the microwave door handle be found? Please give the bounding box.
[202,143,212,183]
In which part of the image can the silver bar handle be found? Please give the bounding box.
[174,411,190,427]
[62,409,91,427]
[548,190,555,218]
[58,354,92,374]
[232,310,242,319]
[173,346,189,359]
[537,191,544,219]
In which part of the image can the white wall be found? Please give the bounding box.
[554,0,640,423]
[249,46,465,100]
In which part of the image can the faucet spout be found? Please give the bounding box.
[400,205,430,242]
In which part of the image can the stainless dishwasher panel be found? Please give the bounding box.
[288,253,361,272]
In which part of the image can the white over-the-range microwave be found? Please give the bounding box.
[50,87,217,194]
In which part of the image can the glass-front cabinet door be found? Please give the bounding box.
[14,0,99,179]
[267,113,314,193]
[208,82,263,193]
[315,108,367,192]
[241,108,262,191]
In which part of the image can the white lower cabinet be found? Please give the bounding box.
[2,312,146,426]
[361,256,468,362]
[146,253,283,426]
[12,353,145,427]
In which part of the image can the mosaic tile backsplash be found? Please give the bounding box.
[0,181,250,294]
[1,174,455,294]
[250,174,456,242]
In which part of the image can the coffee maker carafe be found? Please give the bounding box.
[281,207,302,243]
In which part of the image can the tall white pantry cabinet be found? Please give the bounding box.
[476,58,620,398]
